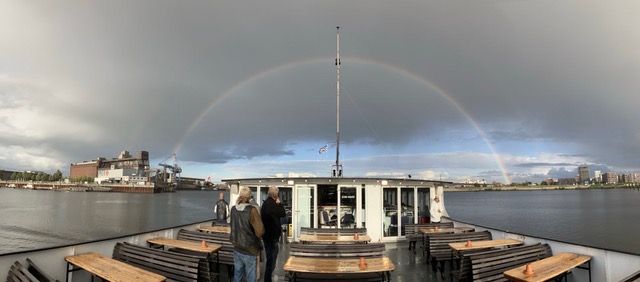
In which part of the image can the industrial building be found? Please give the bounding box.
[69,151,150,184]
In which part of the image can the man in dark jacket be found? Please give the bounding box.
[214,192,229,224]
[230,187,265,282]
[260,186,286,282]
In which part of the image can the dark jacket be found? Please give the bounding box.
[214,199,229,221]
[260,197,286,242]
[230,203,265,256]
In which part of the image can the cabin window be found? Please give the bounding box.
[400,187,414,235]
[361,185,366,227]
[338,186,356,228]
[279,187,293,227]
[260,186,269,204]
[383,187,398,237]
[417,188,429,223]
[317,185,338,227]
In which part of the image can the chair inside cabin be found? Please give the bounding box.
[321,210,337,228]
[341,213,355,228]
[388,214,398,236]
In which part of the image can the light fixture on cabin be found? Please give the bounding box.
[287,180,294,185]
[381,180,388,185]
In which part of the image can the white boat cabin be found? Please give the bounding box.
[223,177,451,242]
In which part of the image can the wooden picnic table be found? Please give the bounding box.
[503,252,592,282]
[198,225,231,234]
[147,237,222,253]
[449,238,523,251]
[298,234,372,244]
[65,252,166,282]
[420,227,475,234]
[283,256,395,281]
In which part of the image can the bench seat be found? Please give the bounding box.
[299,227,367,236]
[7,261,40,282]
[113,242,217,282]
[286,242,387,281]
[466,243,552,282]
[427,230,492,278]
[174,228,234,280]
[404,222,454,253]
[26,258,59,282]
[289,242,385,258]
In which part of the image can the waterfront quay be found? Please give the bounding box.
[0,180,157,193]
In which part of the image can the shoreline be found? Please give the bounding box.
[446,184,640,192]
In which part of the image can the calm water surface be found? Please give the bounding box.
[0,189,227,254]
[445,189,640,255]
[1,188,639,255]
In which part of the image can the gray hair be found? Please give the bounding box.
[237,187,252,204]
[268,186,279,198]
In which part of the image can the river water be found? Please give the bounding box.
[1,188,639,255]
[445,189,640,255]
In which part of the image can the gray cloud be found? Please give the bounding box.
[1,1,639,183]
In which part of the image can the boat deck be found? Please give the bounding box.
[251,240,443,282]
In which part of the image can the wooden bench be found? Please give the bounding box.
[7,261,40,282]
[299,227,367,236]
[26,258,59,282]
[286,242,387,281]
[465,243,552,282]
[404,222,454,253]
[176,228,234,278]
[620,269,640,282]
[426,230,492,278]
[289,242,385,258]
[113,242,217,282]
[6,259,59,282]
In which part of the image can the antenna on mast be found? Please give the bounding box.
[333,26,343,177]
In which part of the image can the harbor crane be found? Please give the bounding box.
[158,153,182,186]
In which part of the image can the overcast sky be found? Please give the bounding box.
[1,1,639,184]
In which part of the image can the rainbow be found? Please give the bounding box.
[172,57,511,184]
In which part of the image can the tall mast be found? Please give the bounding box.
[333,26,343,177]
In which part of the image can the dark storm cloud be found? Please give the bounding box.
[1,1,639,182]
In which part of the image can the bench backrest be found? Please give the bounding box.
[468,243,552,282]
[427,230,492,258]
[7,261,40,282]
[26,258,59,282]
[404,222,454,237]
[299,227,367,235]
[113,242,210,282]
[288,242,385,258]
[176,229,234,266]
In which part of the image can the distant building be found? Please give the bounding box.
[594,170,602,183]
[70,150,150,183]
[557,178,576,185]
[602,172,617,184]
[578,165,590,184]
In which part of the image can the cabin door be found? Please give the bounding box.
[293,184,316,240]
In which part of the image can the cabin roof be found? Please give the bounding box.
[222,176,452,187]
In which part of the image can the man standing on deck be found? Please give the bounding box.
[230,187,265,282]
[214,192,230,224]
[430,195,444,223]
[260,186,286,282]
